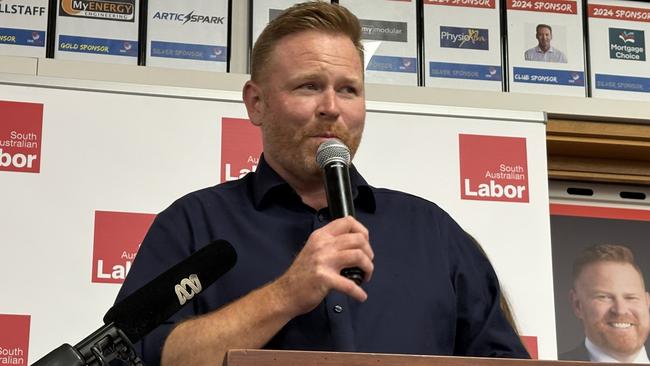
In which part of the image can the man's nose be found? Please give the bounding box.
[317,89,340,119]
[610,297,631,315]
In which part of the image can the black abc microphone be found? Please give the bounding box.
[32,239,237,366]
[316,139,364,286]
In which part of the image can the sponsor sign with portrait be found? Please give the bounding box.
[146,0,229,72]
[588,0,650,101]
[506,0,586,96]
[338,0,418,86]
[55,0,140,64]
[0,0,48,58]
[423,0,503,91]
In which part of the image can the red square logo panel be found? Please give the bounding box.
[459,134,529,203]
[92,211,155,284]
[0,314,30,365]
[0,101,44,174]
[220,118,262,183]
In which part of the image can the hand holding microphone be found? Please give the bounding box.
[270,139,373,315]
[316,139,366,286]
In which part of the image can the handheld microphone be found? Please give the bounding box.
[316,139,364,286]
[32,239,237,366]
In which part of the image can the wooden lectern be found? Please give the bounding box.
[224,349,623,366]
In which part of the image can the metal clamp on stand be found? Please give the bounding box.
[32,323,142,366]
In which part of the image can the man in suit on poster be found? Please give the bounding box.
[561,244,650,363]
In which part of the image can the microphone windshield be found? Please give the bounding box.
[316,139,350,169]
[103,239,237,343]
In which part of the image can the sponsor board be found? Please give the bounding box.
[58,0,135,22]
[459,134,529,203]
[0,314,30,366]
[0,100,43,174]
[608,27,645,61]
[92,211,155,284]
[440,26,489,50]
[220,118,262,182]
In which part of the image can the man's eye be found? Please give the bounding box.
[340,86,358,95]
[300,83,318,90]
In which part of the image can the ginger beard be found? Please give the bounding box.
[572,261,650,358]
[261,118,362,179]
[250,31,365,182]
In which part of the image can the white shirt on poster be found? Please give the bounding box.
[523,46,567,63]
[586,337,650,364]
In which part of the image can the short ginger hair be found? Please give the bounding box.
[572,244,643,283]
[250,1,364,82]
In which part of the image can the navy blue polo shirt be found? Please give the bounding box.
[115,155,529,365]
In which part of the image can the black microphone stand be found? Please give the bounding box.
[32,323,143,366]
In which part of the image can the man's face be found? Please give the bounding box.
[536,26,552,51]
[244,30,365,182]
[571,261,650,360]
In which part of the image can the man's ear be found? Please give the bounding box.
[570,288,583,319]
[242,80,264,127]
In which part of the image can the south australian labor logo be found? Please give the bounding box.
[459,134,529,203]
[92,211,155,284]
[220,118,262,182]
[0,100,43,174]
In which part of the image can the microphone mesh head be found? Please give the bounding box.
[316,139,351,168]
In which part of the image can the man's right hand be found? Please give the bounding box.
[161,216,373,366]
[270,216,375,316]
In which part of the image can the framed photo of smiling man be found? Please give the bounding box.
[505,0,587,96]
[550,181,650,363]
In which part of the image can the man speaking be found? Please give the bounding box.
[561,244,650,363]
[115,2,529,365]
